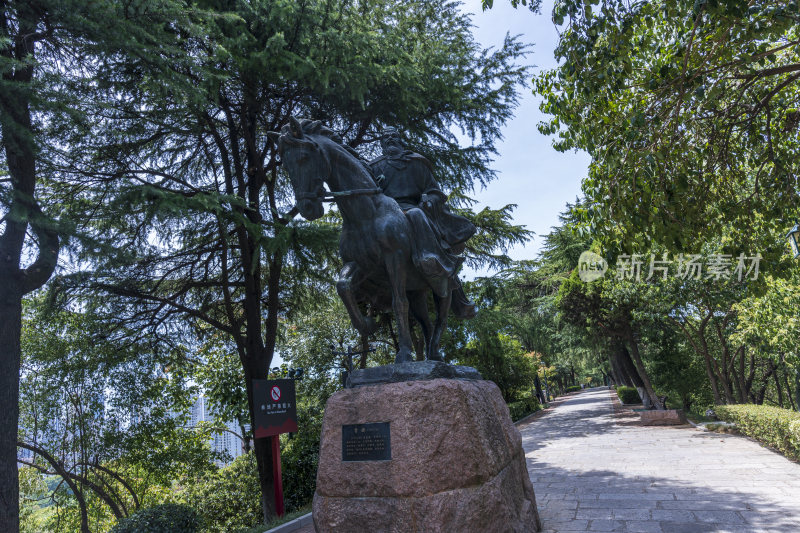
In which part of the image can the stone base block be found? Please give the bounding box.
[640,409,689,426]
[312,379,541,533]
[348,361,482,388]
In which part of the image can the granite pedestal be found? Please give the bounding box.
[312,368,541,532]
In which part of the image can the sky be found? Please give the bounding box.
[457,0,591,278]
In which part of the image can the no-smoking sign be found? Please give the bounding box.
[253,379,297,438]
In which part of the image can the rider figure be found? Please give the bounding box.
[369,127,476,319]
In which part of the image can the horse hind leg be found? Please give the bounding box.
[408,290,433,361]
[336,262,377,336]
[428,291,452,362]
[385,251,414,364]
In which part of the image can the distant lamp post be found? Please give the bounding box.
[787,222,800,259]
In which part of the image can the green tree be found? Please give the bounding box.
[447,204,606,401]
[1,5,62,528]
[481,0,542,13]
[537,0,800,252]
[558,270,664,408]
[734,270,800,409]
[1,2,206,531]
[18,298,216,533]
[56,0,530,522]
[445,277,538,402]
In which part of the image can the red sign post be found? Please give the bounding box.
[271,433,284,516]
[253,379,298,517]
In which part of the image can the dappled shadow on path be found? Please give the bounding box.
[519,388,800,533]
[518,388,617,454]
[527,463,800,533]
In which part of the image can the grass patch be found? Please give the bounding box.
[686,409,717,424]
[704,422,738,434]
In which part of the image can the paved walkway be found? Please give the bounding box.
[519,388,800,533]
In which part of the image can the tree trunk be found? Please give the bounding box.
[718,373,736,404]
[794,370,800,412]
[703,352,723,405]
[608,351,630,387]
[0,292,22,533]
[625,335,662,409]
[755,359,776,405]
[234,200,279,523]
[773,362,784,408]
[0,13,59,530]
[533,374,544,404]
[244,366,277,520]
[669,314,723,405]
[360,335,372,368]
[616,344,642,388]
[604,360,619,386]
[247,247,284,522]
[784,370,797,411]
[735,347,745,403]
[680,393,692,412]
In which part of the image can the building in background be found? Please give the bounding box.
[189,395,247,465]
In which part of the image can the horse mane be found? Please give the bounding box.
[283,118,364,161]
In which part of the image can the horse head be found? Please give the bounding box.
[270,117,330,221]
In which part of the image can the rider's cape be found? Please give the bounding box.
[368,151,476,252]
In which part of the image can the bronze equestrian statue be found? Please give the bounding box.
[271,118,475,364]
[369,127,476,319]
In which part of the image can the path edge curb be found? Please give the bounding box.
[263,512,313,533]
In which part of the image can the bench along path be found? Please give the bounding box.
[519,388,800,533]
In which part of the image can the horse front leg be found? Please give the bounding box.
[385,251,414,363]
[408,290,433,361]
[428,291,452,362]
[336,262,377,336]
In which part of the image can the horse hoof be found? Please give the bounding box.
[361,316,378,336]
[394,350,413,364]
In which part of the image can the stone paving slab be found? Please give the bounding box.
[519,388,800,533]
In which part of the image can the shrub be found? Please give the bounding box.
[507,401,528,421]
[715,404,800,461]
[565,385,581,393]
[281,407,323,512]
[527,394,541,411]
[616,386,640,405]
[184,452,262,533]
[111,503,201,533]
[507,394,541,421]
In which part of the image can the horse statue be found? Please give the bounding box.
[270,117,468,364]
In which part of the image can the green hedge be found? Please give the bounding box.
[111,504,201,533]
[565,385,581,393]
[508,395,541,421]
[715,404,800,461]
[616,386,640,405]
